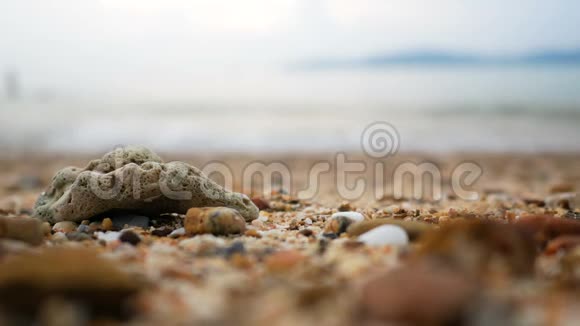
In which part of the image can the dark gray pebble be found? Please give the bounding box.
[119,230,141,245]
[66,231,93,241]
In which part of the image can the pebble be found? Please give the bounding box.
[185,207,246,236]
[337,202,353,212]
[359,261,477,324]
[151,227,173,237]
[331,211,364,222]
[515,215,580,244]
[119,230,141,246]
[258,215,269,222]
[244,229,262,238]
[178,235,225,254]
[251,197,270,210]
[383,205,401,214]
[324,211,365,235]
[358,225,409,246]
[565,211,580,219]
[42,222,52,236]
[76,224,91,233]
[0,248,143,320]
[522,198,545,207]
[298,229,314,237]
[51,232,68,243]
[324,218,350,235]
[347,218,433,241]
[101,218,113,231]
[66,231,92,242]
[288,218,299,230]
[422,221,536,277]
[322,233,338,240]
[0,216,44,246]
[52,221,77,233]
[168,227,186,238]
[88,222,101,232]
[544,235,580,255]
[545,192,577,210]
[96,231,121,243]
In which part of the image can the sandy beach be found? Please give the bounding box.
[1,150,579,325]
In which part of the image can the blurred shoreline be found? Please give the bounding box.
[1,102,579,154]
[2,66,580,154]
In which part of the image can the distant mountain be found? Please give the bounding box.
[362,51,481,66]
[521,50,580,64]
[296,49,580,69]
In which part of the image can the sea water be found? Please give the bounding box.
[1,65,579,153]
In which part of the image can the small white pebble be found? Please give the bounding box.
[331,212,364,222]
[168,227,186,238]
[304,218,313,225]
[96,231,120,243]
[358,225,409,246]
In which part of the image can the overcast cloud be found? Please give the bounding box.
[1,0,579,97]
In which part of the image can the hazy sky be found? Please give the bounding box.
[1,0,580,98]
